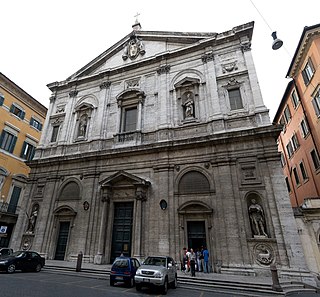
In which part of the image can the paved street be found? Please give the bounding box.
[0,271,238,297]
[1,270,319,297]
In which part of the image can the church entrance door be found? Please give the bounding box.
[54,221,70,260]
[187,221,206,250]
[110,202,133,262]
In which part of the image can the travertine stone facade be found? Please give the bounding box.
[11,22,314,284]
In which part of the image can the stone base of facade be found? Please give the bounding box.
[280,269,317,287]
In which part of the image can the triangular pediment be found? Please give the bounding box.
[100,171,150,188]
[64,31,218,82]
[47,22,254,92]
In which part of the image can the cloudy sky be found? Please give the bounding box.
[1,0,319,120]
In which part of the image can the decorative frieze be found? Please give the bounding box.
[201,52,214,63]
[222,61,238,73]
[69,90,78,97]
[157,64,171,75]
[99,81,111,89]
[126,78,140,89]
[241,41,251,52]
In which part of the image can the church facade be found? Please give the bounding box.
[11,21,313,281]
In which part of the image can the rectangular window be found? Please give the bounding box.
[0,130,17,153]
[51,126,59,142]
[283,105,291,123]
[291,133,300,151]
[9,104,25,120]
[7,186,21,214]
[280,152,286,167]
[30,117,42,131]
[123,107,137,132]
[285,177,291,193]
[312,89,320,117]
[291,90,300,109]
[228,88,243,110]
[293,168,300,185]
[311,149,320,170]
[300,119,309,138]
[299,161,308,181]
[302,58,315,85]
[286,141,294,158]
[0,93,4,106]
[20,141,36,161]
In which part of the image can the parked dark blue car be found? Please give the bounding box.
[110,257,140,287]
[0,251,45,273]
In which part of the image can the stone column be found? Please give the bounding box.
[156,64,171,129]
[240,39,265,110]
[133,187,146,258]
[201,51,221,119]
[94,190,110,264]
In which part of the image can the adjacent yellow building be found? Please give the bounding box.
[0,72,47,248]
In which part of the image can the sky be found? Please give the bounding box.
[1,0,319,120]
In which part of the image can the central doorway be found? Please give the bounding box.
[54,221,70,260]
[110,202,133,262]
[187,221,207,250]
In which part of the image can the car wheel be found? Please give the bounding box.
[35,263,42,272]
[7,264,16,274]
[136,283,142,291]
[161,278,168,295]
[110,278,115,286]
[127,277,134,288]
[171,275,177,289]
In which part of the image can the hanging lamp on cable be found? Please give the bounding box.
[271,31,283,50]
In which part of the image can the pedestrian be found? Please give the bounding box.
[200,246,204,272]
[186,248,191,272]
[203,247,209,273]
[196,249,201,272]
[181,247,187,273]
[189,248,196,277]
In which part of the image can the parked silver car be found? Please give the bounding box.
[134,256,177,295]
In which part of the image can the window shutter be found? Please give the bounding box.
[39,123,43,131]
[0,130,5,147]
[302,70,309,85]
[9,104,14,113]
[30,117,34,125]
[312,99,320,117]
[30,146,36,161]
[20,111,25,120]
[20,141,27,158]
[9,136,17,153]
[0,95,4,106]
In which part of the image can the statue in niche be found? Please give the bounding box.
[78,114,88,137]
[26,205,39,233]
[183,93,194,118]
[249,199,268,237]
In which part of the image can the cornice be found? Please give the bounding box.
[287,24,320,78]
[0,73,47,116]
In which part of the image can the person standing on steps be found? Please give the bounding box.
[203,247,209,273]
[189,248,196,277]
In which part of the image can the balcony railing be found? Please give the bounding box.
[115,131,142,143]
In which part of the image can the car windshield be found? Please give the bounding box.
[144,257,166,267]
[11,251,25,258]
[113,259,129,268]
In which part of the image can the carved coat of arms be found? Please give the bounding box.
[122,36,145,61]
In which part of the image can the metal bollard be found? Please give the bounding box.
[76,251,83,272]
[270,264,283,292]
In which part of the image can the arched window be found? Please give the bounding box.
[178,171,210,194]
[59,182,80,200]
